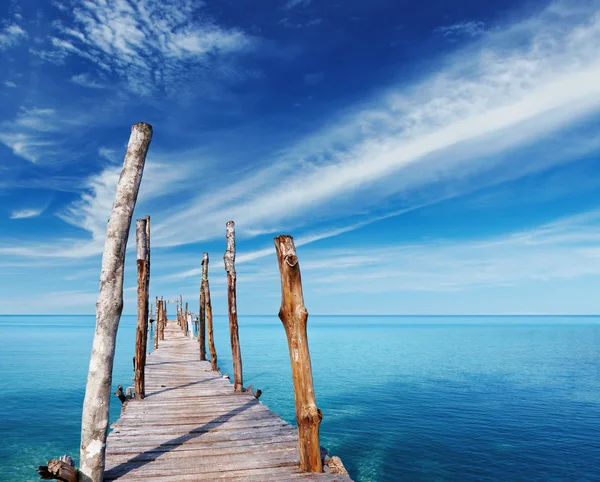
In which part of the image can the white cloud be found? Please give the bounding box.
[4,81,17,88]
[10,207,45,219]
[434,21,486,38]
[283,0,312,10]
[0,23,27,50]
[147,2,600,250]
[45,0,256,93]
[235,209,600,295]
[0,132,56,163]
[71,73,107,89]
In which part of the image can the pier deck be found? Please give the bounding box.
[104,322,352,481]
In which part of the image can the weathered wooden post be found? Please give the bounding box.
[224,221,243,392]
[79,122,152,482]
[199,254,207,360]
[183,302,189,337]
[274,235,323,473]
[154,300,160,350]
[179,295,183,330]
[203,253,218,371]
[160,298,166,340]
[134,219,149,399]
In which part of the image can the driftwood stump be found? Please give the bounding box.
[79,122,152,482]
[274,235,323,472]
[224,221,243,392]
[38,455,78,482]
[202,253,218,371]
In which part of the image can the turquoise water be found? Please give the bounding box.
[1,315,600,481]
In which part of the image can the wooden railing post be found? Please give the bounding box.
[199,254,207,360]
[179,295,183,330]
[134,219,149,399]
[203,253,218,371]
[79,122,152,482]
[274,235,323,473]
[224,221,243,392]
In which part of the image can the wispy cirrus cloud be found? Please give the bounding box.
[10,207,46,219]
[41,0,256,94]
[148,1,600,249]
[71,73,107,89]
[234,209,600,296]
[433,20,486,39]
[282,0,313,10]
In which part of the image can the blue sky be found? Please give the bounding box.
[1,0,600,315]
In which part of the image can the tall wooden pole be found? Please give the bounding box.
[224,221,243,392]
[79,122,152,482]
[183,302,189,337]
[160,298,166,340]
[274,235,322,473]
[199,253,207,360]
[134,219,149,399]
[154,300,160,350]
[203,253,218,371]
[179,295,183,330]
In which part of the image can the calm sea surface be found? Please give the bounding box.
[1,315,599,481]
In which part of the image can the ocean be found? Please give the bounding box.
[0,315,599,481]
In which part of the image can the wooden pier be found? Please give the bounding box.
[37,123,352,482]
[104,323,351,481]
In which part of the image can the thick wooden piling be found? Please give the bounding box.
[274,235,323,473]
[199,254,207,361]
[79,122,152,482]
[134,219,149,399]
[224,221,243,392]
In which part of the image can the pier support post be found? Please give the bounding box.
[203,253,218,371]
[184,302,189,337]
[154,300,160,350]
[274,235,323,473]
[199,255,207,360]
[160,298,166,340]
[134,219,149,399]
[79,122,152,482]
[224,221,243,392]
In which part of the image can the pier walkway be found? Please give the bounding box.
[104,322,352,481]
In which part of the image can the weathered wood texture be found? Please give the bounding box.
[224,220,243,392]
[79,122,152,482]
[202,253,218,371]
[275,235,323,472]
[135,219,149,399]
[104,323,352,481]
[199,254,207,360]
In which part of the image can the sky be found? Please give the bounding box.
[1,0,600,315]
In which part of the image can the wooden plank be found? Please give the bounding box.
[105,322,352,481]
